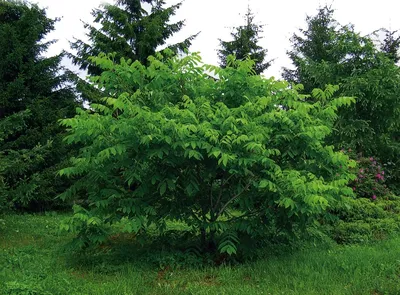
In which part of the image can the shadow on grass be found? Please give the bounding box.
[61,227,324,276]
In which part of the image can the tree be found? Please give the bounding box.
[0,1,77,211]
[380,29,400,63]
[283,6,340,93]
[59,52,355,254]
[70,0,197,77]
[218,6,270,75]
[283,6,400,193]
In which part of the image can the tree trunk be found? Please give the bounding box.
[208,229,217,252]
[200,227,206,249]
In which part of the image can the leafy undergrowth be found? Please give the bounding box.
[1,214,400,295]
[325,194,400,244]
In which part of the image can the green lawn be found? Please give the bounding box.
[1,213,399,295]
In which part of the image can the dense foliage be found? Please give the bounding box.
[283,6,400,194]
[59,51,355,254]
[380,29,400,63]
[327,194,400,244]
[218,6,270,74]
[0,1,77,211]
[349,154,389,200]
[283,7,339,93]
[1,0,399,271]
[70,0,197,76]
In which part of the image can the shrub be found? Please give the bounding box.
[345,152,390,200]
[383,159,400,195]
[326,192,400,244]
[59,52,355,255]
[328,211,400,244]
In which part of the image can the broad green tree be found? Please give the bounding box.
[0,1,77,211]
[59,52,355,254]
[218,6,270,75]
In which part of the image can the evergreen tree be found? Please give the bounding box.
[380,29,400,63]
[283,6,400,193]
[218,6,270,74]
[0,0,77,211]
[70,0,197,76]
[282,6,339,92]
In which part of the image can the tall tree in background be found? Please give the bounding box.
[218,6,270,74]
[282,6,339,92]
[70,0,197,77]
[380,29,400,63]
[0,1,78,211]
[283,6,400,193]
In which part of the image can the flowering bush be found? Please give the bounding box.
[323,151,399,244]
[344,150,390,200]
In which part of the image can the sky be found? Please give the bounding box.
[35,0,400,78]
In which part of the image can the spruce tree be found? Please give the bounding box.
[282,6,339,92]
[380,29,400,63]
[218,6,270,75]
[70,0,197,76]
[283,6,400,193]
[0,0,77,211]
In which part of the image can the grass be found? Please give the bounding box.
[1,213,400,294]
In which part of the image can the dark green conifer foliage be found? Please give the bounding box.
[70,0,197,76]
[0,0,77,211]
[283,6,339,92]
[283,6,400,193]
[380,29,400,63]
[218,6,270,74]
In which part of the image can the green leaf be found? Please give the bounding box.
[159,182,167,196]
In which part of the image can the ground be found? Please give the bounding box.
[1,213,400,294]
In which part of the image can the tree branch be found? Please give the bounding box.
[213,172,225,213]
[216,180,252,219]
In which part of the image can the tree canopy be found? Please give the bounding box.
[59,51,355,253]
[283,6,400,192]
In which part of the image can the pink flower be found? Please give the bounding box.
[382,171,385,175]
[371,195,377,200]
[370,157,374,161]
[352,187,356,191]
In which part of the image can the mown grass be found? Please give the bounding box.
[1,213,400,295]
